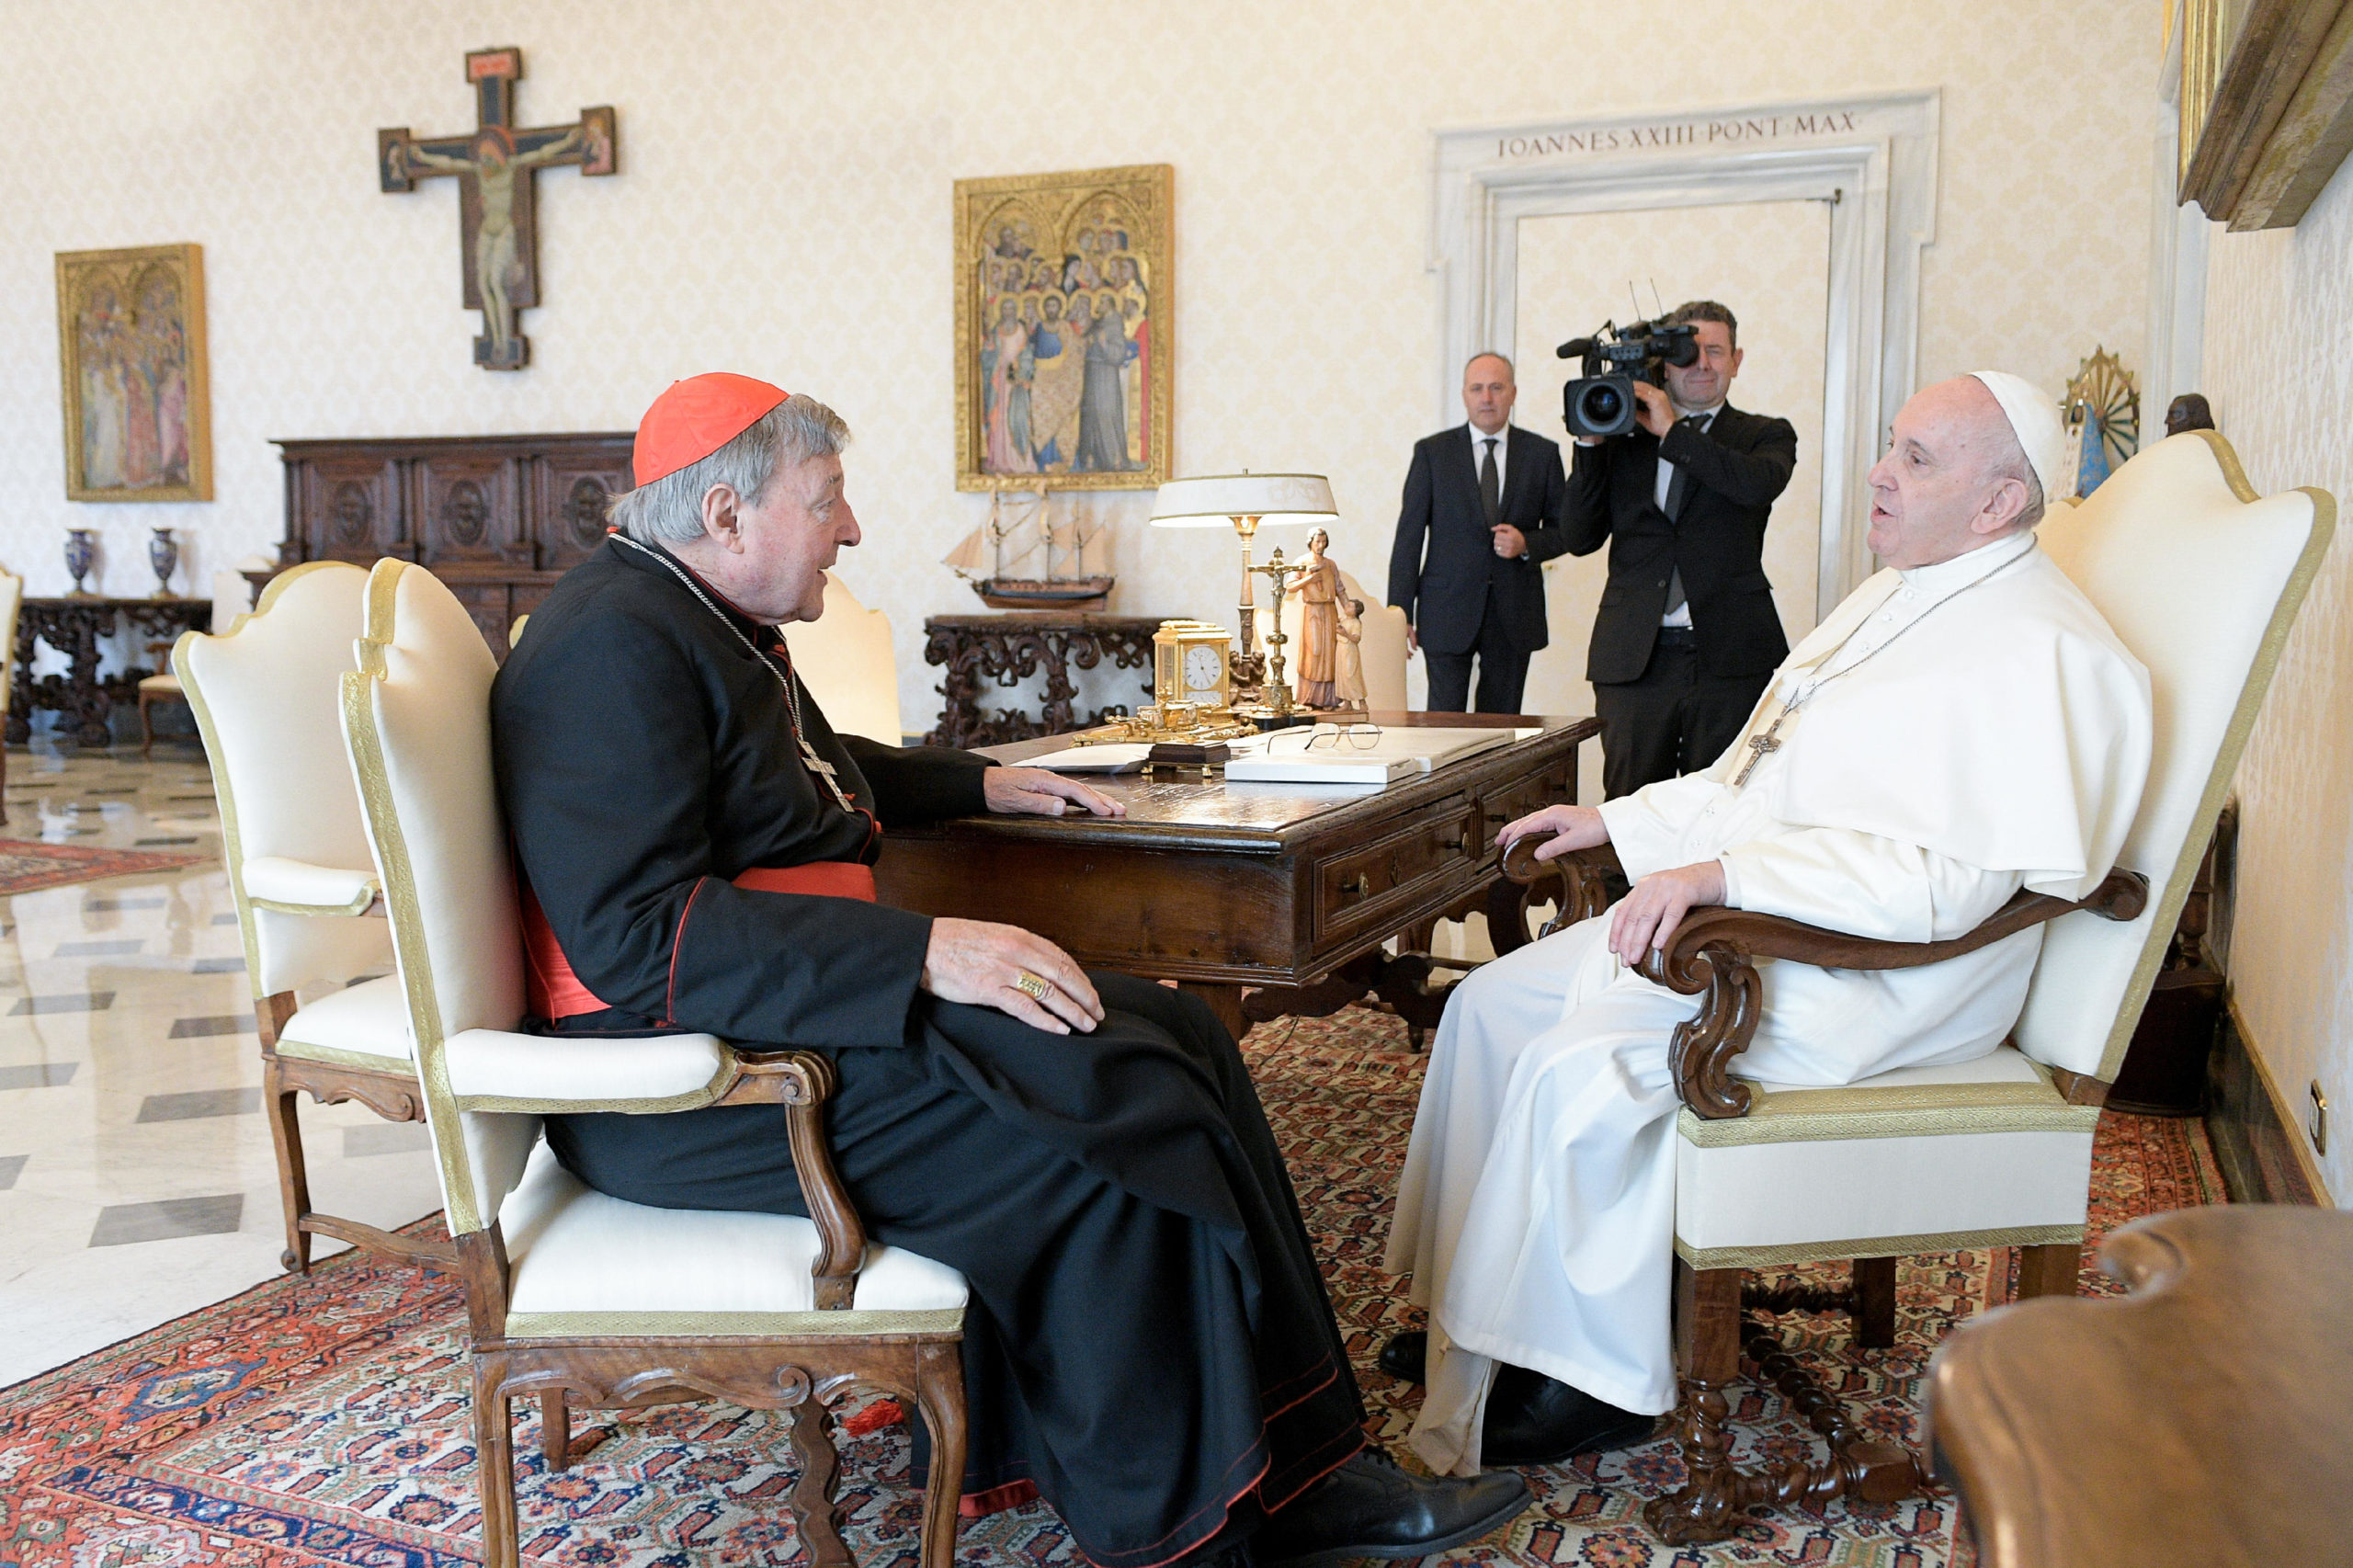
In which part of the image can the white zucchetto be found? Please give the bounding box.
[1966,370,2068,502]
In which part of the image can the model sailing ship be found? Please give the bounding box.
[942,491,1116,610]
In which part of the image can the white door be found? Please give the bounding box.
[1511,199,1833,801]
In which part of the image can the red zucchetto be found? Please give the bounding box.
[631,373,790,486]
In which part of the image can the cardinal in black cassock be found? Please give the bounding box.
[490,375,1528,1568]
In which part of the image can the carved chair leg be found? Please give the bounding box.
[473,1374,520,1568]
[261,1052,313,1275]
[140,692,157,760]
[1644,1262,1745,1545]
[1852,1256,1897,1349]
[540,1391,570,1471]
[2015,1241,2082,1301]
[914,1342,969,1568]
[787,1393,854,1568]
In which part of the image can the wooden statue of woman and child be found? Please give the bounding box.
[1288,528,1369,712]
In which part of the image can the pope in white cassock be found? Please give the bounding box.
[1381,372,2154,1474]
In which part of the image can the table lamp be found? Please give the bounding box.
[1148,472,1337,696]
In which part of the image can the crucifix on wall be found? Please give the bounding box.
[378,47,617,370]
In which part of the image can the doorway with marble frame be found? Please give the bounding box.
[1424,91,1941,778]
[1513,199,1832,802]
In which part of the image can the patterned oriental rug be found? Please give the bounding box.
[0,839,210,897]
[0,1006,2226,1568]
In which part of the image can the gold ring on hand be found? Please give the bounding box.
[1013,971,1053,1002]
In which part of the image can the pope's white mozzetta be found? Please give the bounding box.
[1384,382,2153,1475]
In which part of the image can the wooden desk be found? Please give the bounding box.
[874,712,1598,1037]
[1926,1206,2353,1567]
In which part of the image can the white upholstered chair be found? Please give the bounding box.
[175,562,442,1274]
[1279,566,1409,712]
[1510,428,2334,1542]
[338,557,966,1568]
[140,570,254,757]
[789,569,904,744]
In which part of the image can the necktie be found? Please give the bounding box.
[1479,437,1501,530]
[1662,415,1711,619]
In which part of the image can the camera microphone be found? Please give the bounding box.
[1557,337,1597,359]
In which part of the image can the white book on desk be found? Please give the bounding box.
[1023,744,1152,774]
[1222,752,1418,784]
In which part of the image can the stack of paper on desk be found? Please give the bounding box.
[1222,726,1521,785]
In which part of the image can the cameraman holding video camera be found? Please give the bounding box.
[1563,300,1797,798]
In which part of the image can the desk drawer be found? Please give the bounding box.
[1478,756,1577,850]
[1314,794,1480,940]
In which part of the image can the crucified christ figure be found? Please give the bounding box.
[399,126,582,367]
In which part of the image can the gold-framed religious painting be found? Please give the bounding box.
[955,164,1171,491]
[55,244,213,502]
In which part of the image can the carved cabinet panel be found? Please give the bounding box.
[272,432,631,658]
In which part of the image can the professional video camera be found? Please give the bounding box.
[1555,316,1700,440]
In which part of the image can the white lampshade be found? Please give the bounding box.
[1149,472,1337,528]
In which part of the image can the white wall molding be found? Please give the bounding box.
[1430,90,1940,618]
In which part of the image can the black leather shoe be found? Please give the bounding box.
[1480,1363,1654,1467]
[1257,1447,1530,1568]
[1376,1329,1427,1383]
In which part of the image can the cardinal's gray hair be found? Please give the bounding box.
[608,394,852,545]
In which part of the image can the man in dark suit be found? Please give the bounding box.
[1388,353,1571,712]
[1564,301,1797,797]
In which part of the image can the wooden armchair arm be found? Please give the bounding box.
[1501,832,1628,933]
[1504,826,2150,1120]
[1646,869,2148,1119]
[715,1050,869,1310]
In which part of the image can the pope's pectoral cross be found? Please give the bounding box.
[379,48,617,370]
[1729,702,1795,787]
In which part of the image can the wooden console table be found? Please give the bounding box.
[9,597,212,746]
[922,613,1160,747]
[875,713,1598,1038]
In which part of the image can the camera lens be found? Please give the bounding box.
[1579,383,1624,426]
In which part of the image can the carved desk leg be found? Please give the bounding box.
[1181,982,1250,1041]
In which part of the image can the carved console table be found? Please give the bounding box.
[264,431,634,657]
[10,597,212,747]
[923,613,1160,747]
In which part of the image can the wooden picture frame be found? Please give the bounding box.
[954,164,1171,492]
[55,244,213,502]
[2177,0,2353,230]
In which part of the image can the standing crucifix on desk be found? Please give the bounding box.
[378,47,617,370]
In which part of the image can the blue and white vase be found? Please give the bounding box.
[64,528,97,597]
[149,528,178,597]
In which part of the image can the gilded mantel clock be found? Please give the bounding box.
[1153,619,1233,711]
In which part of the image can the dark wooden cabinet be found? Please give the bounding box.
[267,432,632,654]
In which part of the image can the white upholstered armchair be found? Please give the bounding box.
[338,557,968,1568]
[1506,428,2334,1542]
[174,561,442,1274]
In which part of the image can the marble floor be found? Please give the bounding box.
[0,738,441,1389]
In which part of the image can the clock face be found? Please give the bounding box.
[1183,644,1225,692]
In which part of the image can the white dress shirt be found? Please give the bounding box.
[1467,421,1509,499]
